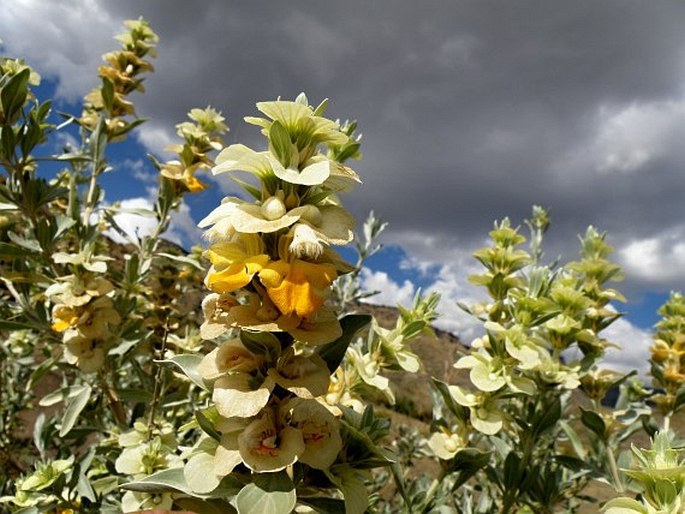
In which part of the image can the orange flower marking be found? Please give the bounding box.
[259,259,337,318]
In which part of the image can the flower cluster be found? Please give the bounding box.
[441,217,624,438]
[115,421,182,512]
[326,291,439,411]
[47,255,120,372]
[80,19,158,140]
[604,433,685,513]
[179,94,365,505]
[649,291,685,419]
[159,107,228,193]
[0,459,73,509]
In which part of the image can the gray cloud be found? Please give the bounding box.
[4,0,685,301]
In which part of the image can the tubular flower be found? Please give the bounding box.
[238,409,305,473]
[212,373,275,418]
[267,348,331,398]
[204,235,269,293]
[198,338,263,380]
[280,397,342,470]
[258,259,338,318]
[199,292,240,339]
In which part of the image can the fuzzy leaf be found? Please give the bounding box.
[59,385,91,437]
[235,471,296,514]
[317,314,371,373]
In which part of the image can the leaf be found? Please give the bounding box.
[533,397,561,436]
[157,252,205,271]
[101,77,115,111]
[116,388,153,403]
[175,498,237,514]
[14,507,40,514]
[325,466,368,514]
[40,385,86,407]
[1,68,30,122]
[53,214,76,239]
[240,330,282,358]
[235,471,296,514]
[580,408,606,439]
[554,454,586,472]
[7,231,41,252]
[268,120,292,166]
[122,468,191,494]
[559,420,587,460]
[156,353,208,390]
[432,378,467,421]
[196,409,221,441]
[317,314,371,373]
[449,449,492,491]
[59,384,92,437]
[503,451,522,491]
[0,319,34,330]
[298,497,346,514]
[27,356,57,391]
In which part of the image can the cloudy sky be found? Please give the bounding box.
[3,0,685,373]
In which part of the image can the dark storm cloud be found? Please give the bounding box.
[5,0,685,293]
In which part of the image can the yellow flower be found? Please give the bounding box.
[63,332,107,373]
[204,235,269,293]
[160,161,207,193]
[259,259,337,318]
[74,296,121,339]
[51,305,79,332]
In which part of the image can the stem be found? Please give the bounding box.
[664,414,671,432]
[607,445,624,493]
[147,316,170,440]
[421,477,442,513]
[101,375,127,427]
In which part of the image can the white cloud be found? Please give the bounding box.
[618,223,685,285]
[594,100,685,174]
[135,123,176,156]
[0,0,118,101]
[601,317,653,378]
[358,241,487,344]
[106,197,158,245]
[558,98,685,176]
[105,196,200,249]
[359,268,416,308]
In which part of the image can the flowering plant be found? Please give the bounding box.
[1,16,684,514]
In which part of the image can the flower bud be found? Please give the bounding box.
[261,194,287,221]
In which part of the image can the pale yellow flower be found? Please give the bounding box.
[212,373,275,418]
[427,428,467,460]
[448,385,504,435]
[238,409,305,473]
[46,274,114,307]
[74,296,121,339]
[280,398,342,470]
[160,160,207,193]
[267,348,330,398]
[62,332,107,373]
[198,338,263,380]
[199,292,240,339]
